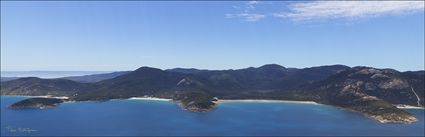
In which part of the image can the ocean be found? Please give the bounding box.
[0,71,113,79]
[1,96,424,136]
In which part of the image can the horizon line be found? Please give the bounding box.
[1,64,424,72]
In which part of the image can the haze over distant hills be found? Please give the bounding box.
[1,71,115,79]
[1,64,424,124]
[1,71,130,83]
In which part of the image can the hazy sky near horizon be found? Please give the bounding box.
[1,1,424,71]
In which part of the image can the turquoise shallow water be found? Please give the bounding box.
[1,96,424,136]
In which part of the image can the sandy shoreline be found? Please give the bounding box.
[395,104,425,109]
[127,97,320,105]
[217,99,320,105]
[1,95,69,99]
[2,95,319,105]
[3,95,424,109]
[128,97,172,101]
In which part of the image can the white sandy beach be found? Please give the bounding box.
[2,95,69,99]
[395,104,425,109]
[49,96,69,99]
[217,99,320,105]
[128,97,172,101]
[4,95,424,110]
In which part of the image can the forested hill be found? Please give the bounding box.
[1,64,423,124]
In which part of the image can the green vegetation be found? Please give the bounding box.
[9,98,64,109]
[2,64,424,123]
[174,91,216,112]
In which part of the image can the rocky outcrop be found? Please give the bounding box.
[173,91,217,112]
[309,67,423,123]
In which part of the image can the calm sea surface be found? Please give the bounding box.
[1,96,424,136]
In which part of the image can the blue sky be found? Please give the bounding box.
[1,1,424,71]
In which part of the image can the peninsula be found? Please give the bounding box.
[1,64,424,124]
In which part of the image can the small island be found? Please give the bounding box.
[9,98,65,109]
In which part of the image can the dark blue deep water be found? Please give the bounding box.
[1,96,424,136]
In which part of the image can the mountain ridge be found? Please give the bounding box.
[1,64,423,124]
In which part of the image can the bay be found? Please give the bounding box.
[1,96,424,136]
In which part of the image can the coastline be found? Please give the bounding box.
[216,99,320,105]
[128,97,172,102]
[2,95,423,124]
[1,95,69,99]
[1,96,319,105]
[4,95,424,110]
[3,95,423,110]
[395,104,425,109]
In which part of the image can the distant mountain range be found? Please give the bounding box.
[61,71,130,83]
[1,77,19,82]
[1,71,130,83]
[1,71,114,79]
[1,64,424,124]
